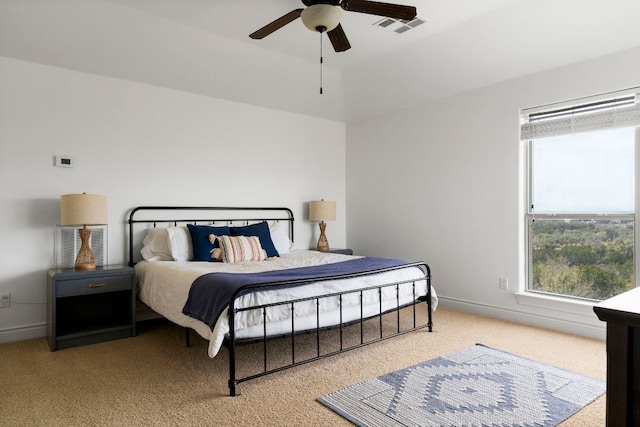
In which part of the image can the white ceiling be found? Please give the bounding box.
[105,0,517,69]
[1,0,639,122]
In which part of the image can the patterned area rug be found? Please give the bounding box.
[318,344,605,427]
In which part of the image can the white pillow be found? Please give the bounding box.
[269,221,293,255]
[140,228,172,261]
[166,226,193,262]
[218,235,267,263]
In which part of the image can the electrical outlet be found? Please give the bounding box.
[0,293,10,308]
[499,277,509,290]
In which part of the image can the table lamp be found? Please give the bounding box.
[309,199,336,252]
[60,193,107,270]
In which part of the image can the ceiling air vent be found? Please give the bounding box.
[374,16,427,34]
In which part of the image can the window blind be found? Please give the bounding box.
[521,93,640,140]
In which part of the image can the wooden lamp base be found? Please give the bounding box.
[316,221,330,252]
[75,225,96,270]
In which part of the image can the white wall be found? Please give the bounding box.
[346,47,640,340]
[0,56,346,342]
[3,47,638,343]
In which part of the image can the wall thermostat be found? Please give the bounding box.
[55,155,74,168]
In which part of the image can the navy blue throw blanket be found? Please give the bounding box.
[182,257,409,330]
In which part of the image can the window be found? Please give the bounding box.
[522,91,640,301]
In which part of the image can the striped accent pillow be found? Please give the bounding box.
[218,235,267,263]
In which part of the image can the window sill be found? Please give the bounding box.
[515,291,598,317]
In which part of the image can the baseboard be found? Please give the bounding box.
[0,299,607,343]
[437,296,606,341]
[0,301,160,344]
[0,322,46,344]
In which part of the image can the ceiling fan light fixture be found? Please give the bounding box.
[301,4,342,33]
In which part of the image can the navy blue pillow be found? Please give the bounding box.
[230,222,279,258]
[187,224,231,261]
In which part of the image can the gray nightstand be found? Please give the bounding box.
[46,265,136,351]
[322,248,354,255]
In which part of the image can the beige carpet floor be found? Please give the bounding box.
[1,306,606,426]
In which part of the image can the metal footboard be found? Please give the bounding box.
[225,262,432,396]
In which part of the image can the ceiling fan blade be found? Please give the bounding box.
[327,24,351,52]
[342,0,417,21]
[249,9,303,39]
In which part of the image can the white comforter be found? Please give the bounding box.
[135,250,437,358]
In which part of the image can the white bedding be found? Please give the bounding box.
[135,250,437,358]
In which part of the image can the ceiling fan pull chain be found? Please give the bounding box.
[319,32,323,95]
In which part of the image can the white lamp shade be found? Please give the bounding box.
[60,193,108,225]
[301,4,342,33]
[309,200,336,222]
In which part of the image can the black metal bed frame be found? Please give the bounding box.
[128,206,432,396]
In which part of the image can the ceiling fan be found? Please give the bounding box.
[249,0,418,52]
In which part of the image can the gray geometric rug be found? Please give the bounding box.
[317,344,605,427]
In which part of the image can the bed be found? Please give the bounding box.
[128,206,436,395]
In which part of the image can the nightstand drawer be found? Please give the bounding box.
[57,275,132,297]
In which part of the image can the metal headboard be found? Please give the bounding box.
[127,206,294,267]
